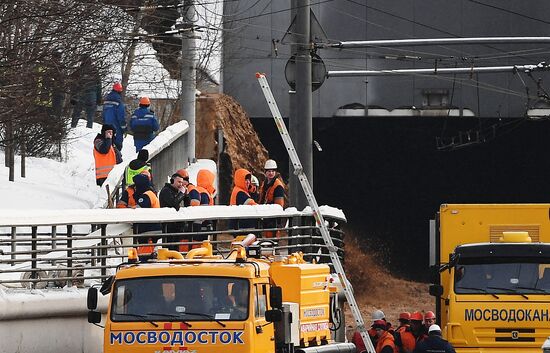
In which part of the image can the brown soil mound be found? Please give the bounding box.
[344,233,433,332]
[195,93,269,202]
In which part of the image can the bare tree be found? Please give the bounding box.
[0,1,130,159]
[0,0,222,166]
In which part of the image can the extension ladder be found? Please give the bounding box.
[256,73,376,353]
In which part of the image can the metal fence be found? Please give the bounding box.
[0,209,345,289]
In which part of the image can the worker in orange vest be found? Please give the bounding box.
[396,312,411,333]
[373,320,397,353]
[394,311,415,353]
[408,311,428,344]
[133,173,160,256]
[230,168,257,230]
[230,168,257,206]
[259,159,285,207]
[93,124,122,186]
[196,169,216,206]
[353,309,392,352]
[117,170,151,209]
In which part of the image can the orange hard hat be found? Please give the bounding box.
[176,168,189,179]
[399,312,411,320]
[139,96,151,105]
[424,311,436,320]
[410,311,424,321]
[113,82,123,92]
[140,169,151,181]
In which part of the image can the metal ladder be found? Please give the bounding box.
[256,73,376,353]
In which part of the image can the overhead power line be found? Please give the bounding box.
[320,37,550,49]
[327,62,550,77]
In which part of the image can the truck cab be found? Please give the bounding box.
[88,236,353,353]
[430,204,550,353]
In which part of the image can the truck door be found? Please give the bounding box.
[253,283,275,353]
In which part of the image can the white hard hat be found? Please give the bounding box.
[428,324,441,334]
[371,309,385,321]
[251,175,259,186]
[264,159,277,170]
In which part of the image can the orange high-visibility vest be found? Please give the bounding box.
[94,146,117,180]
[376,331,398,353]
[260,177,285,207]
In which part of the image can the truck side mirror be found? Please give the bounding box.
[100,276,113,295]
[429,265,440,283]
[265,309,283,323]
[270,286,283,309]
[88,310,101,324]
[87,287,98,310]
[429,284,443,297]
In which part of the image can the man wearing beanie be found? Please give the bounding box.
[412,324,455,353]
[159,170,190,250]
[125,149,151,186]
[93,124,122,186]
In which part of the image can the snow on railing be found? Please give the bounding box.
[0,205,346,289]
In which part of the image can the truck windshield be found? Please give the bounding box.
[455,262,550,294]
[111,276,249,322]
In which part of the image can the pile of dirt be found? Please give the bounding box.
[195,93,269,202]
[344,233,433,332]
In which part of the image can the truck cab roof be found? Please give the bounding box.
[456,242,550,260]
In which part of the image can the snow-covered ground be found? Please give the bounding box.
[0,120,136,210]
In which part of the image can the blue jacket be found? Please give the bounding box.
[413,335,456,353]
[102,91,126,148]
[130,107,160,151]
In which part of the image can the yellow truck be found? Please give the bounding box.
[87,235,354,353]
[429,204,550,352]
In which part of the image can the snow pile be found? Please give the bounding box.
[0,120,136,210]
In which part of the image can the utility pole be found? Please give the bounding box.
[289,0,298,208]
[293,0,313,210]
[180,0,196,163]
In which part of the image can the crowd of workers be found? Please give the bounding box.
[353,310,455,353]
[92,112,287,251]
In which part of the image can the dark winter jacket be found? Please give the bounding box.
[70,59,101,106]
[102,90,126,149]
[133,174,161,233]
[130,107,160,151]
[412,334,456,353]
[159,182,189,235]
[159,183,188,211]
